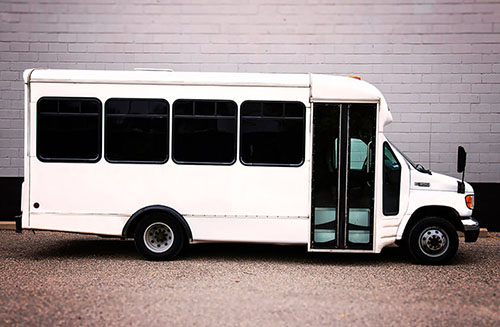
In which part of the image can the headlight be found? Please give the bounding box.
[465,195,474,210]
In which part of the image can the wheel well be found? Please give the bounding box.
[122,205,193,241]
[402,206,463,242]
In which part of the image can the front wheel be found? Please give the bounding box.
[134,214,185,261]
[406,217,458,265]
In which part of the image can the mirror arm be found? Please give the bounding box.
[457,169,466,194]
[458,179,465,194]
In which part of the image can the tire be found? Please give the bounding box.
[134,214,186,261]
[406,216,458,265]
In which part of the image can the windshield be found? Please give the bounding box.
[386,139,431,174]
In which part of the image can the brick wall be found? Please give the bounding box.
[1,0,499,182]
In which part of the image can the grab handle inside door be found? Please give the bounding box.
[366,141,372,173]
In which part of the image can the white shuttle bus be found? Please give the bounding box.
[18,69,479,264]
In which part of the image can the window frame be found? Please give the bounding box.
[239,100,306,167]
[104,98,170,165]
[172,99,238,166]
[382,141,401,216]
[36,96,102,163]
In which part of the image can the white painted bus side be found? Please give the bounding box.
[21,69,477,263]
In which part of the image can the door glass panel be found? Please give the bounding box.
[346,104,377,249]
[311,102,377,250]
[311,103,340,248]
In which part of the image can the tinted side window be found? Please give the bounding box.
[240,101,306,166]
[383,142,401,215]
[105,98,169,163]
[173,100,237,164]
[37,97,101,162]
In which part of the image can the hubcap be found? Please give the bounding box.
[418,227,449,258]
[143,222,174,253]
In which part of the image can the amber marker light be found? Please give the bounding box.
[348,76,362,80]
[465,195,474,210]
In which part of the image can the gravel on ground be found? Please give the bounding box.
[0,230,499,327]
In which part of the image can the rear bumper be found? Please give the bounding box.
[461,217,479,242]
[15,214,22,233]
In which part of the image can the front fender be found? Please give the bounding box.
[396,190,471,240]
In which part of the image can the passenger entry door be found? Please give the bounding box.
[310,103,377,250]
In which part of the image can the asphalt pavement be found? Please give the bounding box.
[0,230,499,327]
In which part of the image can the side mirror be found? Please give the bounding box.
[457,146,467,173]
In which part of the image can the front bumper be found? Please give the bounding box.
[461,217,479,242]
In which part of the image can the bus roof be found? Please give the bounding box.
[25,69,385,103]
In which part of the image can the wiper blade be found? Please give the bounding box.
[416,163,432,175]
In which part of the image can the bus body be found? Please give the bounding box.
[19,69,479,264]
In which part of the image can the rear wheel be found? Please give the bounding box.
[406,216,458,265]
[134,214,185,261]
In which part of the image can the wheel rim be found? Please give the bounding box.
[418,226,449,258]
[143,222,174,253]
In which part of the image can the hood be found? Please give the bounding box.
[411,171,474,193]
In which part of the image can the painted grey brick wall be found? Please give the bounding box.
[1,0,499,182]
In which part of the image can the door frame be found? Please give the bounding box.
[308,99,380,253]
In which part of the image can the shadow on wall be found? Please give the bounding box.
[0,177,498,231]
[0,177,22,221]
[470,183,498,232]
